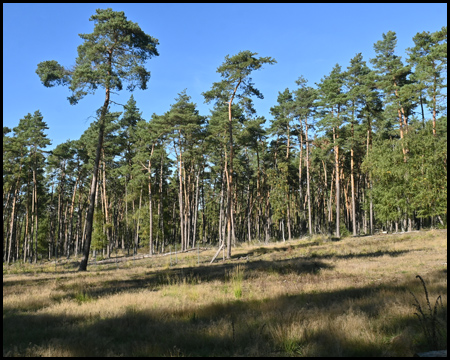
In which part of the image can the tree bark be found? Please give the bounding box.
[192,170,200,248]
[78,86,109,271]
[305,118,312,235]
[334,126,340,238]
[7,185,20,265]
[348,118,356,236]
[226,79,241,259]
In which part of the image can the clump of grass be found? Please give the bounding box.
[410,275,447,350]
[74,290,93,304]
[231,265,244,299]
[310,234,328,244]
[282,337,304,356]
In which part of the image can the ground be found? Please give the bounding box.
[3,229,447,356]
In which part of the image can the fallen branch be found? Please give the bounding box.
[210,244,224,264]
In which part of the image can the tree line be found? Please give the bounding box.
[3,9,447,270]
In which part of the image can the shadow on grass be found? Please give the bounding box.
[231,241,321,259]
[3,247,411,300]
[3,255,332,308]
[69,257,333,300]
[4,269,447,357]
[308,249,410,260]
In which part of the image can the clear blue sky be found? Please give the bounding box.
[3,3,447,150]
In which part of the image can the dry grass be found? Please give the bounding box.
[3,229,447,356]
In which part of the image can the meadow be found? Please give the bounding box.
[3,229,447,357]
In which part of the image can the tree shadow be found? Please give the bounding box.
[231,241,321,259]
[308,249,410,260]
[68,256,333,300]
[3,247,411,301]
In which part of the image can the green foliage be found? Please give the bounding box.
[37,7,159,105]
[203,50,276,114]
[35,60,71,88]
[339,223,351,238]
[407,26,447,119]
[364,121,447,223]
[92,210,107,251]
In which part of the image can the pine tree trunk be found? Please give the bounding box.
[57,162,66,257]
[184,165,190,250]
[135,187,143,254]
[78,87,109,271]
[334,126,340,239]
[298,129,304,214]
[227,127,233,259]
[231,183,237,247]
[63,201,69,258]
[67,176,79,259]
[329,166,334,225]
[432,91,437,136]
[75,196,82,257]
[24,188,30,263]
[101,155,111,258]
[305,119,312,236]
[225,159,232,256]
[247,183,252,243]
[369,179,374,235]
[30,172,37,262]
[159,152,164,253]
[351,123,357,236]
[148,158,154,256]
[219,168,225,248]
[34,183,39,263]
[226,82,240,258]
[176,136,185,252]
[192,171,200,249]
[7,186,19,265]
[256,144,262,242]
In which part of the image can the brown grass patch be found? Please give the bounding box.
[3,229,447,356]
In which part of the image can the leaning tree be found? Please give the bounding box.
[36,8,159,270]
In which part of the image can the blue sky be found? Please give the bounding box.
[3,3,447,150]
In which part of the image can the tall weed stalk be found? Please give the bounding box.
[409,275,447,350]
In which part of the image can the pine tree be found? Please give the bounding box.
[36,8,159,271]
[4,125,27,263]
[407,26,447,136]
[293,76,317,235]
[269,88,295,241]
[164,90,206,251]
[316,64,348,238]
[203,50,276,258]
[370,31,413,160]
[24,111,51,262]
[117,95,144,255]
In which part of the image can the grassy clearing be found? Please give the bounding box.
[3,229,447,356]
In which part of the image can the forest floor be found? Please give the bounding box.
[3,229,447,357]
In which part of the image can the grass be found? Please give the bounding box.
[230,264,244,299]
[409,275,447,350]
[3,229,447,357]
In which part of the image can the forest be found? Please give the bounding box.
[3,9,447,271]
